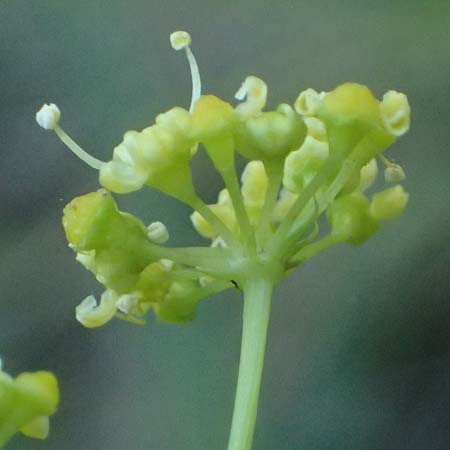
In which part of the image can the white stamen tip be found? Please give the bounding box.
[147,221,169,244]
[36,103,60,130]
[170,31,192,50]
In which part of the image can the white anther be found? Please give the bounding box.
[147,221,169,244]
[36,103,105,170]
[385,164,406,183]
[116,294,140,315]
[379,154,406,183]
[234,76,268,118]
[170,30,201,112]
[170,31,192,50]
[294,88,322,116]
[36,103,61,130]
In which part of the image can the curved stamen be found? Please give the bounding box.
[234,76,267,118]
[170,31,201,112]
[36,103,105,170]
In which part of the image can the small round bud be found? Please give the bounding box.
[370,185,409,220]
[384,163,406,183]
[241,161,268,208]
[358,158,378,191]
[147,221,169,244]
[170,30,191,50]
[36,103,60,130]
[328,193,379,244]
[380,90,410,137]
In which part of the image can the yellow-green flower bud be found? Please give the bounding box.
[328,192,379,244]
[283,135,328,192]
[272,189,297,223]
[134,261,172,303]
[358,158,378,191]
[234,104,306,161]
[241,160,268,225]
[0,368,59,446]
[380,90,410,137]
[369,185,409,220]
[191,95,234,142]
[154,279,199,323]
[315,83,394,161]
[190,204,237,240]
[241,161,267,208]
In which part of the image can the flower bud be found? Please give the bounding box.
[147,221,169,244]
[380,90,410,137]
[328,193,379,244]
[283,135,328,192]
[0,367,59,444]
[190,204,236,239]
[369,185,409,220]
[234,104,306,160]
[241,161,268,208]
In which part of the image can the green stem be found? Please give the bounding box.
[227,277,273,450]
[221,165,256,256]
[256,161,283,245]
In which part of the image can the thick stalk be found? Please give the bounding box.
[227,277,273,450]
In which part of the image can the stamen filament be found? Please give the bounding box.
[170,30,201,112]
[185,46,201,112]
[54,125,104,170]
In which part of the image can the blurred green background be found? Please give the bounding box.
[1,0,449,449]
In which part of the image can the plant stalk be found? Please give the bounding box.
[227,277,273,450]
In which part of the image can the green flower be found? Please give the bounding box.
[0,362,59,448]
[37,30,410,328]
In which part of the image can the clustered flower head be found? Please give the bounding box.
[36,31,410,329]
[0,359,59,447]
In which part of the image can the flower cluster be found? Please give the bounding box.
[37,31,410,328]
[0,360,59,447]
